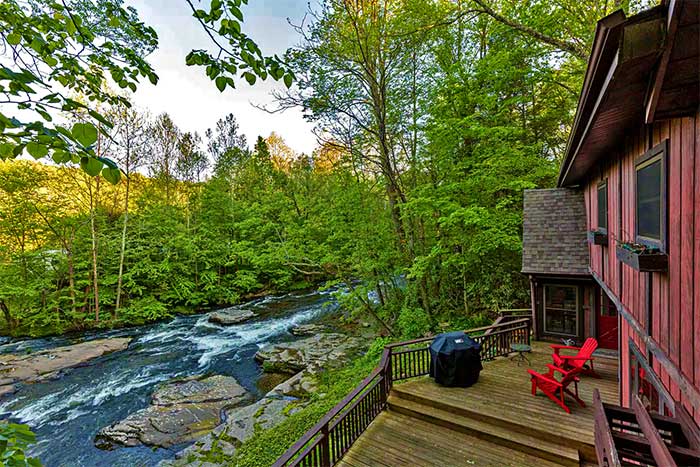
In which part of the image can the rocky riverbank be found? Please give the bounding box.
[0,337,132,397]
[95,375,252,449]
[160,329,367,466]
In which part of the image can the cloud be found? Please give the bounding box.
[127,0,317,154]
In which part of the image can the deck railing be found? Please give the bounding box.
[273,317,531,467]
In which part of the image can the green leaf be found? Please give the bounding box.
[283,73,293,89]
[148,72,158,85]
[0,143,14,159]
[26,142,48,159]
[87,109,112,128]
[52,149,71,164]
[230,6,243,22]
[80,157,103,176]
[243,72,256,85]
[101,167,121,184]
[71,123,98,147]
[6,34,20,46]
[215,76,227,92]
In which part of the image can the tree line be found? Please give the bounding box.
[0,108,392,336]
[0,0,657,340]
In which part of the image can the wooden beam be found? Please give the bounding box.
[676,404,700,450]
[529,275,537,340]
[590,268,700,411]
[645,0,682,123]
[633,394,677,467]
[593,388,622,467]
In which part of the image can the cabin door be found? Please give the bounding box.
[596,290,618,350]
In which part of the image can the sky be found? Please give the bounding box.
[126,0,317,155]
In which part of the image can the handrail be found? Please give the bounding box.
[385,318,531,348]
[273,316,532,467]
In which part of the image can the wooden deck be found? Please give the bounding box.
[338,341,619,467]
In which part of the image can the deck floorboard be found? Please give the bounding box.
[337,341,619,467]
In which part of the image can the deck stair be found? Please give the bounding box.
[375,342,620,467]
[388,389,581,466]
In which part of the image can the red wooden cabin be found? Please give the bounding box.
[524,0,700,463]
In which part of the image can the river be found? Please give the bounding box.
[0,287,340,467]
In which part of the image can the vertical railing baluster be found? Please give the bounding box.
[320,423,330,467]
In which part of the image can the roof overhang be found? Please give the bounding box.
[558,6,667,187]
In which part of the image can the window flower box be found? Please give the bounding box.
[616,243,668,272]
[587,230,608,246]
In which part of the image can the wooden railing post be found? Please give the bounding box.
[321,423,331,467]
[386,349,393,390]
[273,317,534,467]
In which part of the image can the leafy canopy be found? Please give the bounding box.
[0,0,294,181]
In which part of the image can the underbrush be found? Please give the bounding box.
[195,338,389,467]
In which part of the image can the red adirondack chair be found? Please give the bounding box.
[527,364,586,414]
[550,337,600,378]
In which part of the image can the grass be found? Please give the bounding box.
[192,338,389,467]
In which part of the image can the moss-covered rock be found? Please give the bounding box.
[95,375,250,449]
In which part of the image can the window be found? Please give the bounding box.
[543,285,579,336]
[635,141,667,250]
[597,180,608,232]
[629,341,674,416]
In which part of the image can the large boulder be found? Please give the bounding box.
[208,309,256,326]
[0,337,132,396]
[164,370,318,467]
[95,375,250,450]
[254,333,364,374]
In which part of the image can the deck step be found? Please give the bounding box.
[388,395,581,467]
[391,383,594,458]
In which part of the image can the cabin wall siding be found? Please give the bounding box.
[585,109,699,420]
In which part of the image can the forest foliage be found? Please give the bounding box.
[0,0,657,338]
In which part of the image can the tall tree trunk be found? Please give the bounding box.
[116,141,132,315]
[89,176,100,323]
[115,176,129,313]
[66,241,76,313]
[0,300,14,331]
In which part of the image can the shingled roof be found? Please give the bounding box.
[522,188,589,276]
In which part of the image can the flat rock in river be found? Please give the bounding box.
[254,333,364,374]
[164,370,318,466]
[208,309,256,325]
[289,323,327,336]
[0,337,132,396]
[95,375,250,449]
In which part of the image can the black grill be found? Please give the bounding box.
[429,331,483,387]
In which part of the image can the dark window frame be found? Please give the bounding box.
[597,179,608,233]
[542,283,580,337]
[635,140,668,251]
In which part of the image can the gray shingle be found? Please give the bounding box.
[521,188,589,276]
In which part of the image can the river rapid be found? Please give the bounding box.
[0,288,340,467]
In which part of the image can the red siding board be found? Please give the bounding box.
[695,112,700,395]
[681,116,695,383]
[586,110,700,414]
[669,119,682,366]
[621,321,630,406]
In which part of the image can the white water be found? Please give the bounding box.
[0,287,340,467]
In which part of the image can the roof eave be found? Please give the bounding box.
[557,10,627,187]
[557,6,667,187]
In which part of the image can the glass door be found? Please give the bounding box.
[543,284,579,337]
